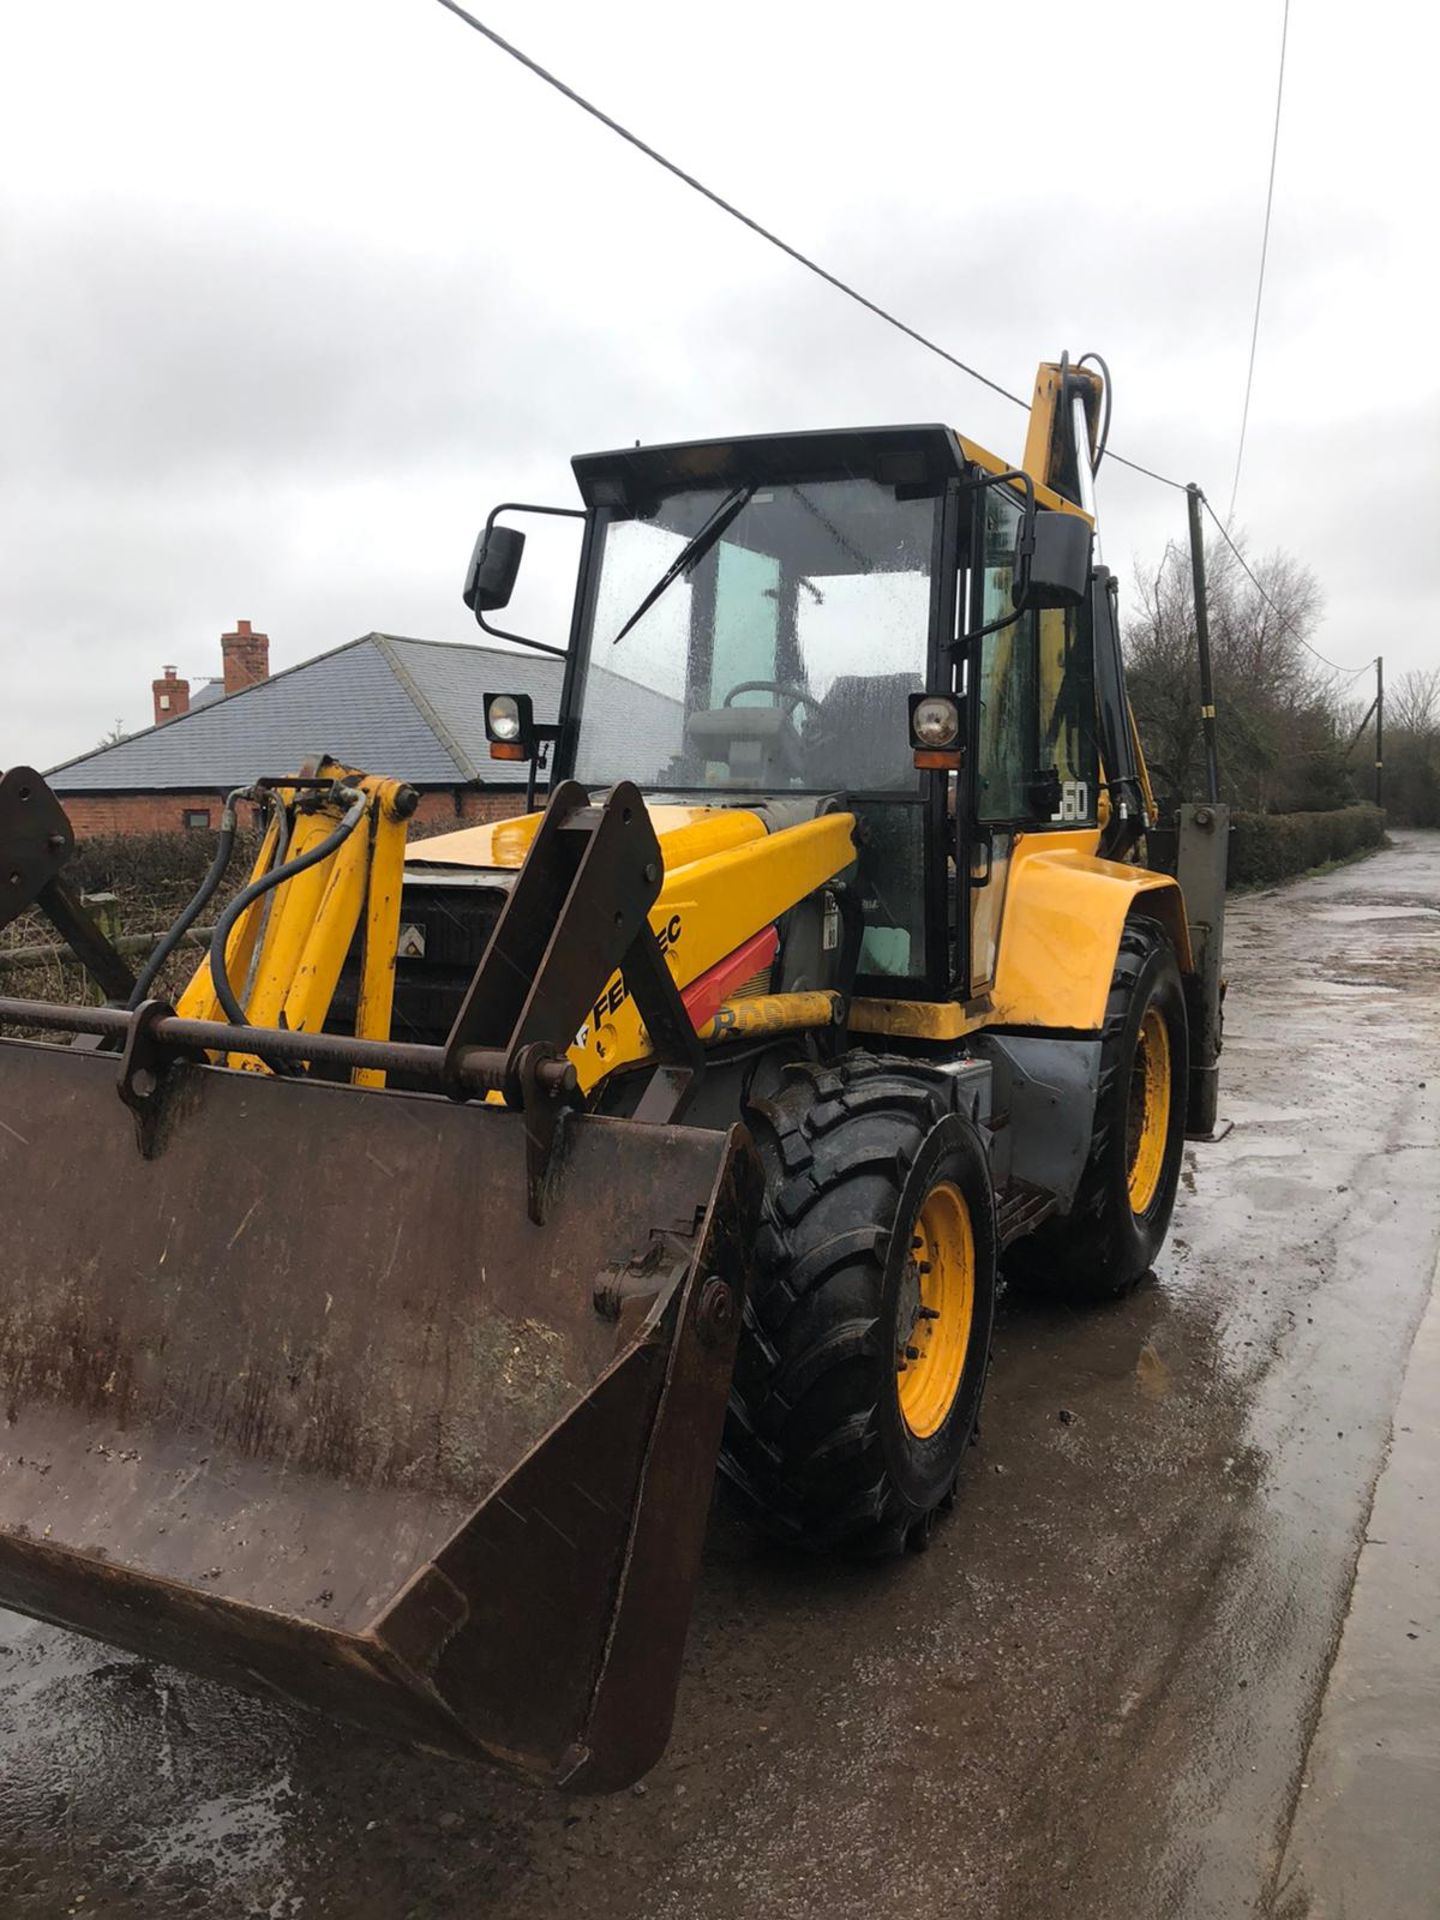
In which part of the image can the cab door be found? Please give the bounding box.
[966,486,1097,991]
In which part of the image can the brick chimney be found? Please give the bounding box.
[220,619,270,696]
[152,665,190,727]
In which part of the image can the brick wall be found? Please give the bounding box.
[58,787,529,839]
[409,789,528,832]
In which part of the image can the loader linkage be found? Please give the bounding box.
[0,769,704,1218]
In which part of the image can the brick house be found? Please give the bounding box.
[48,626,569,836]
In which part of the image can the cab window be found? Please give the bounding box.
[973,488,1096,825]
[1037,603,1097,823]
[575,478,936,794]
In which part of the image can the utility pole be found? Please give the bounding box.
[1185,484,1221,804]
[1375,655,1384,809]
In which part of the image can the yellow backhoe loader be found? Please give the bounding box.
[0,356,1227,1791]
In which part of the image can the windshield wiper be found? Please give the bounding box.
[610,484,755,645]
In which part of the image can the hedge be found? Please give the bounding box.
[0,827,262,1012]
[61,828,263,925]
[1228,805,1386,888]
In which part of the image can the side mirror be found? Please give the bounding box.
[463,523,526,615]
[1016,510,1091,612]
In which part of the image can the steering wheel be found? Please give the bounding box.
[720,680,824,717]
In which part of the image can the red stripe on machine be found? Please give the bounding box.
[681,926,779,1030]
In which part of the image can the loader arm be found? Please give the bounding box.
[174,760,416,1075]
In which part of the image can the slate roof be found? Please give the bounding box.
[187,679,226,713]
[47,635,566,792]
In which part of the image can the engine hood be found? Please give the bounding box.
[407,803,768,875]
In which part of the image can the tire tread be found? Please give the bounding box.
[721,1051,978,1554]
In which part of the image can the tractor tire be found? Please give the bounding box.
[720,1052,997,1556]
[1007,915,1188,1302]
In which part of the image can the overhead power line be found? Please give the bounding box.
[1198,491,1375,678]
[1227,0,1291,526]
[429,0,1030,413]
[430,2,1211,490]
[426,0,1339,618]
[1106,449,1187,492]
[428,3,1378,741]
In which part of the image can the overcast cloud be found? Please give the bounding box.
[2,0,1435,770]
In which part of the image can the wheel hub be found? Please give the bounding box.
[1126,1004,1172,1215]
[896,1180,975,1440]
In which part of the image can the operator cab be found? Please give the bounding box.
[468,422,1099,1000]
[569,434,947,802]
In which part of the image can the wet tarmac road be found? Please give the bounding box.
[2,833,1438,1919]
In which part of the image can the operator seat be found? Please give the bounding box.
[803,672,922,791]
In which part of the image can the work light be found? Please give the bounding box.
[487,695,523,742]
[910,696,961,748]
[483,691,536,763]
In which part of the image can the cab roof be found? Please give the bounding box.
[571,423,969,510]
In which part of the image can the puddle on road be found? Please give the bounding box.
[137,1775,299,1916]
[0,1614,307,1920]
[1312,904,1440,924]
[1135,1341,1173,1400]
[1301,976,1399,998]
[1219,1135,1305,1163]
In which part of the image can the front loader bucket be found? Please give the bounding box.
[0,1038,759,1790]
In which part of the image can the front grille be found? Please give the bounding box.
[329,878,511,1054]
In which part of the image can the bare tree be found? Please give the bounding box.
[1124,534,1350,813]
[1380,668,1440,825]
[1388,667,1440,742]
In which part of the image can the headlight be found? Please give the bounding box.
[487,695,522,742]
[911,696,960,748]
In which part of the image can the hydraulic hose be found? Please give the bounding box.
[208,786,368,1027]
[236,787,292,1012]
[127,788,250,1009]
[1077,351,1113,473]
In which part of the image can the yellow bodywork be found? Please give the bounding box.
[847,829,1189,1040]
[955,431,1093,520]
[172,777,1189,1082]
[178,763,411,1080]
[848,996,982,1042]
[987,830,1191,1031]
[414,801,1190,1066]
[418,803,767,874]
[1019,359,1105,501]
[416,806,857,1094]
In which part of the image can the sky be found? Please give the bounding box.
[2,0,1435,772]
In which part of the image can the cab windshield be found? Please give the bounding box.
[572,477,938,792]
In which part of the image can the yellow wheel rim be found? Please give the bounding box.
[896,1180,975,1440]
[1126,1005,1172,1215]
